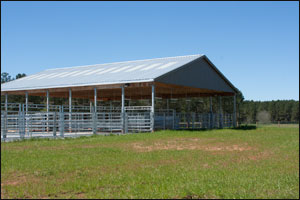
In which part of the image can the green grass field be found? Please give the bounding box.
[1,125,299,199]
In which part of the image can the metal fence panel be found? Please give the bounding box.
[1,103,234,141]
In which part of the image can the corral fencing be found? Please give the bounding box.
[1,103,234,141]
[154,111,233,130]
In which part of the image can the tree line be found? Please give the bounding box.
[1,72,299,123]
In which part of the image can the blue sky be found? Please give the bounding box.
[1,1,299,101]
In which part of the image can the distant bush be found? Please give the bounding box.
[257,110,271,124]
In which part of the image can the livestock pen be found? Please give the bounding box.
[1,54,238,141]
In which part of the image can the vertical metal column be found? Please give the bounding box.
[94,88,97,112]
[3,94,8,139]
[163,113,166,130]
[25,92,29,135]
[121,85,125,133]
[209,96,213,129]
[69,89,72,132]
[25,92,28,114]
[19,105,25,139]
[233,94,237,128]
[59,105,64,137]
[166,99,169,111]
[192,113,195,129]
[219,96,223,128]
[5,93,8,112]
[53,112,57,137]
[46,90,49,132]
[172,110,175,130]
[93,87,97,134]
[46,90,49,112]
[122,86,125,113]
[151,84,155,132]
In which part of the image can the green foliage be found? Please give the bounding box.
[239,100,299,123]
[1,72,13,83]
[15,73,26,79]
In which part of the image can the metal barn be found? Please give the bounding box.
[1,54,238,140]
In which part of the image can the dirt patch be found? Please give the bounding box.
[1,175,27,187]
[1,171,45,192]
[246,151,273,161]
[130,138,255,153]
[75,192,86,199]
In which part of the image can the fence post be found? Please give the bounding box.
[233,94,237,128]
[110,112,112,133]
[186,113,190,129]
[60,106,64,137]
[163,113,166,130]
[53,112,57,137]
[150,111,154,132]
[211,113,214,129]
[125,113,128,134]
[3,111,7,139]
[23,112,26,138]
[19,103,22,112]
[28,114,32,137]
[192,113,195,129]
[220,113,223,129]
[19,111,25,139]
[92,111,97,134]
[172,110,175,130]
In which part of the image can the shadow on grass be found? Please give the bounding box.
[171,128,217,132]
[232,125,257,130]
[164,124,257,132]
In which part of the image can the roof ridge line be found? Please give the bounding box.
[46,54,203,71]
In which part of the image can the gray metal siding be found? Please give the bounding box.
[155,57,235,93]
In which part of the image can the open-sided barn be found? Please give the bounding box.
[1,54,238,140]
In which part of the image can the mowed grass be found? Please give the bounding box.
[1,125,299,199]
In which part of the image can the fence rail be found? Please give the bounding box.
[154,112,233,130]
[1,104,234,141]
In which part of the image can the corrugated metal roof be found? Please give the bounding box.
[1,54,203,91]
